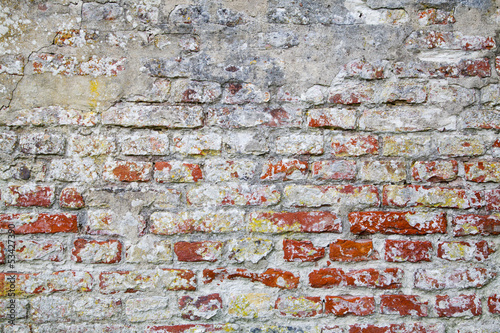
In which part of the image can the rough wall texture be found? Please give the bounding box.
[0,0,500,332]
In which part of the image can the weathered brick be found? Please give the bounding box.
[120,133,169,156]
[382,134,432,157]
[207,104,302,128]
[331,134,379,157]
[0,131,16,153]
[179,294,223,320]
[435,294,481,317]
[221,83,270,104]
[172,132,222,155]
[284,185,379,208]
[464,161,500,182]
[145,324,236,333]
[0,242,4,264]
[459,58,491,77]
[328,81,374,105]
[427,82,476,107]
[0,213,78,234]
[204,268,300,289]
[227,293,273,319]
[412,160,458,182]
[0,298,28,320]
[380,295,428,317]
[49,158,99,182]
[418,8,455,25]
[72,239,122,264]
[171,80,221,103]
[68,135,115,156]
[275,296,322,318]
[405,31,495,51]
[415,267,496,290]
[307,108,356,129]
[60,187,85,209]
[223,131,270,155]
[283,239,325,262]
[85,209,146,237]
[54,29,99,47]
[325,296,375,316]
[275,134,323,155]
[125,297,170,322]
[102,104,204,128]
[19,132,65,155]
[311,160,356,180]
[349,211,446,235]
[226,238,272,265]
[309,268,403,289]
[99,269,196,293]
[6,106,99,127]
[187,184,280,206]
[174,241,223,262]
[349,323,443,333]
[15,240,64,262]
[248,211,341,233]
[461,108,500,130]
[453,214,500,236]
[486,189,500,210]
[488,294,500,314]
[32,53,126,77]
[329,239,378,262]
[383,185,483,209]
[4,185,54,207]
[125,236,172,263]
[359,160,406,183]
[0,54,25,75]
[384,240,432,262]
[103,161,152,182]
[342,59,387,79]
[261,159,308,181]
[150,210,244,235]
[437,241,494,261]
[154,161,203,183]
[205,159,256,181]
[436,136,485,157]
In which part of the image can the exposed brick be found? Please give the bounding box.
[223,131,270,155]
[412,160,458,182]
[15,240,64,262]
[384,240,432,262]
[260,159,308,181]
[284,185,379,208]
[0,242,4,264]
[436,136,485,157]
[418,8,455,25]
[435,294,481,317]
[309,268,403,289]
[32,53,126,77]
[0,213,78,234]
[275,134,323,155]
[207,104,302,128]
[4,185,54,207]
[275,296,322,318]
[383,185,483,209]
[343,59,387,79]
[414,267,496,290]
[174,241,223,262]
[405,31,495,51]
[171,80,221,103]
[228,237,273,263]
[331,134,379,157]
[204,268,300,289]
[437,241,494,261]
[488,294,500,314]
[222,83,270,104]
[307,108,356,129]
[125,297,170,322]
[382,134,432,157]
[145,324,236,332]
[248,211,341,233]
[178,294,223,320]
[103,161,152,182]
[154,161,203,183]
[187,184,280,206]
[125,236,172,263]
[486,189,500,210]
[172,132,222,155]
[99,269,197,293]
[349,211,447,235]
[328,81,374,105]
[325,296,375,316]
[85,209,146,237]
[283,239,325,262]
[71,239,122,264]
[6,106,99,127]
[359,160,406,183]
[54,29,98,47]
[329,239,379,262]
[311,160,356,180]
[464,161,500,182]
[205,159,256,181]
[19,132,65,155]
[459,58,491,77]
[49,158,99,182]
[60,187,85,209]
[349,323,444,333]
[68,135,116,156]
[120,133,169,156]
[227,293,273,319]
[453,214,500,236]
[380,295,428,316]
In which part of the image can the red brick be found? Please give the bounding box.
[146,325,234,333]
[384,240,432,262]
[435,294,481,317]
[178,294,223,320]
[309,268,403,289]
[103,161,152,182]
[307,108,356,128]
[437,241,494,261]
[5,185,54,207]
[453,214,500,236]
[349,211,447,235]
[15,240,64,262]
[464,161,500,182]
[154,161,203,183]
[0,242,4,264]
[275,296,323,318]
[325,296,375,316]
[0,213,78,234]
[488,294,500,314]
[418,8,455,25]
[174,241,223,262]
[486,189,500,210]
[496,57,500,76]
[328,82,374,104]
[60,187,85,209]
[72,239,122,264]
[415,267,496,290]
[331,135,379,156]
[260,159,308,181]
[459,58,491,77]
[248,211,341,233]
[329,239,378,262]
[349,323,443,333]
[411,160,458,182]
[203,268,299,289]
[343,59,387,79]
[283,239,325,262]
[311,160,356,180]
[380,295,428,317]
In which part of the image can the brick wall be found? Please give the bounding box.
[0,0,499,332]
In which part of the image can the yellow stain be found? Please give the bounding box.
[90,79,100,109]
